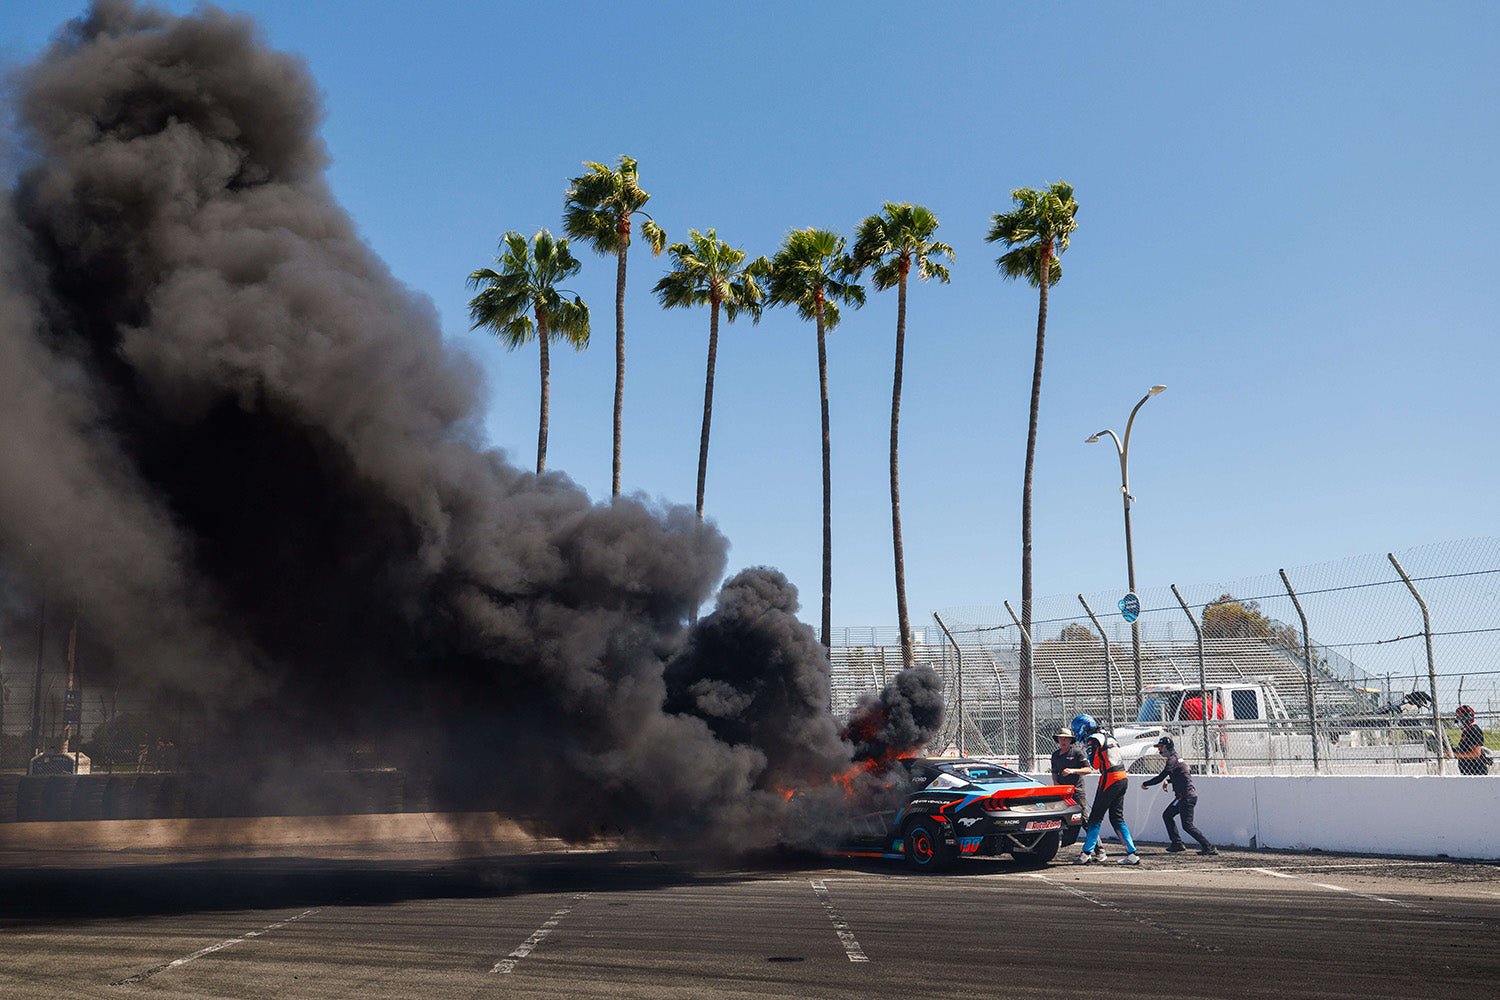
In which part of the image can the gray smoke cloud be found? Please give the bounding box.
[0,0,940,846]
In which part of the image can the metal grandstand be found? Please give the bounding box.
[831,629,1382,760]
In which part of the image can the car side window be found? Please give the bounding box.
[1231,689,1261,720]
[906,764,935,788]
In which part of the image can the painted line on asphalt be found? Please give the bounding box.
[1023,874,1221,952]
[1250,867,1301,879]
[111,909,318,986]
[492,893,590,974]
[1244,867,1437,914]
[808,879,869,963]
[1217,861,1456,872]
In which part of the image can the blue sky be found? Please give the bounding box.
[4,2,1498,632]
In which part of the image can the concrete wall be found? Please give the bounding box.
[1043,772,1500,860]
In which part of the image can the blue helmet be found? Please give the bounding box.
[1070,713,1098,742]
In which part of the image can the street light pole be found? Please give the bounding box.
[1086,384,1165,710]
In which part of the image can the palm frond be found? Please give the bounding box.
[658,230,767,321]
[768,228,866,330]
[722,261,768,324]
[987,181,1078,284]
[563,154,655,254]
[563,204,620,251]
[548,296,592,347]
[467,230,588,347]
[870,257,904,291]
[850,203,951,289]
[652,265,708,310]
[639,218,667,255]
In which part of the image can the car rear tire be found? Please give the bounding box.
[1014,831,1061,866]
[902,818,955,873]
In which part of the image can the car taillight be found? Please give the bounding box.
[981,798,1008,813]
[1063,794,1077,807]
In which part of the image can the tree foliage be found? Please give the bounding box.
[1201,594,1301,650]
[767,228,865,325]
[654,228,770,319]
[986,181,1078,286]
[562,154,666,256]
[466,230,590,347]
[849,203,954,288]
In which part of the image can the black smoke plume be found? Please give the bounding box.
[0,0,941,845]
[844,666,946,762]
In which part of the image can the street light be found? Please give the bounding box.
[1086,384,1166,709]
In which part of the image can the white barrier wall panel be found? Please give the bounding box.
[1249,775,1500,859]
[1029,771,1500,859]
[1122,776,1259,848]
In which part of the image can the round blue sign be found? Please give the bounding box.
[1118,592,1141,623]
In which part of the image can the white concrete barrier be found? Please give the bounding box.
[1035,771,1500,860]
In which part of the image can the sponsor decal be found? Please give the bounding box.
[1024,819,1063,831]
[957,817,982,828]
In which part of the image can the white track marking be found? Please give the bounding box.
[1221,861,1451,872]
[1022,874,1221,952]
[1245,868,1436,914]
[111,909,318,986]
[1187,861,1479,876]
[808,880,869,962]
[1250,867,1301,879]
[492,893,589,974]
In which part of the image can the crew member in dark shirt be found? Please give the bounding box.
[1454,705,1490,776]
[1141,736,1218,855]
[1051,729,1087,845]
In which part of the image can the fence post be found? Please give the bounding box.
[29,598,46,757]
[1004,600,1034,766]
[1077,595,1116,732]
[1170,585,1212,772]
[1277,569,1321,772]
[1387,553,1450,773]
[933,613,964,756]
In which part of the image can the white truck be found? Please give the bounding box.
[1112,679,1297,773]
[1111,678,1436,774]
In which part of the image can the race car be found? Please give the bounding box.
[836,758,1082,872]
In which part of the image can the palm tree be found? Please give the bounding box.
[562,156,667,497]
[653,229,769,519]
[849,204,953,671]
[467,230,590,475]
[986,181,1078,770]
[768,228,865,650]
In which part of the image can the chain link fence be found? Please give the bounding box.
[3,539,1495,780]
[832,538,1500,775]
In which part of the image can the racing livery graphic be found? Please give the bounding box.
[837,758,1083,872]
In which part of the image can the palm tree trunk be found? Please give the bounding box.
[816,296,832,650]
[696,298,720,519]
[536,310,550,475]
[1018,248,1051,771]
[891,269,914,670]
[612,244,628,498]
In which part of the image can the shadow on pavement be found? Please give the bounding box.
[0,849,774,924]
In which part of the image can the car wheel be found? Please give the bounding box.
[1014,831,1061,866]
[902,818,955,873]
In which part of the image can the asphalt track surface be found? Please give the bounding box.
[3,841,1498,999]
